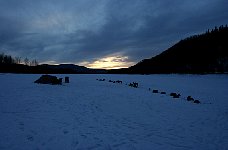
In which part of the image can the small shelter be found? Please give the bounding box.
[34,75,62,85]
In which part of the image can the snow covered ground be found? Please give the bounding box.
[0,74,228,150]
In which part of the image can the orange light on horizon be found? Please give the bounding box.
[80,55,135,69]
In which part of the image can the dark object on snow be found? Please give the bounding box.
[34,75,62,85]
[187,96,194,101]
[115,80,122,84]
[98,79,105,81]
[169,93,177,96]
[170,93,181,98]
[152,90,159,93]
[65,77,69,83]
[170,93,176,96]
[173,94,181,98]
[129,82,138,88]
[194,100,201,104]
[161,92,166,94]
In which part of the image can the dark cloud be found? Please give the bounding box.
[0,0,227,68]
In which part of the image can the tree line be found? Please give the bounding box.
[0,53,38,66]
[182,25,228,43]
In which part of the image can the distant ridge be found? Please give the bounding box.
[0,63,107,74]
[40,64,107,74]
[114,25,228,74]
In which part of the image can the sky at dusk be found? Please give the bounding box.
[0,0,228,69]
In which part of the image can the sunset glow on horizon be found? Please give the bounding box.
[79,55,135,69]
[39,55,135,69]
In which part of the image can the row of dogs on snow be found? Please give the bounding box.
[149,89,200,104]
[96,78,201,104]
[97,79,138,88]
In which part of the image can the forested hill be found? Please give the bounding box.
[127,25,228,74]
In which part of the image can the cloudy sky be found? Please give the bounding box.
[0,0,227,69]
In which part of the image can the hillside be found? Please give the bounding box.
[127,25,228,74]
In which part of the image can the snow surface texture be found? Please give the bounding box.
[0,74,228,150]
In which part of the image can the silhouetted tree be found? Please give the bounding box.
[0,53,4,64]
[2,54,14,64]
[15,57,21,64]
[30,59,39,66]
[34,59,39,66]
[24,57,29,66]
